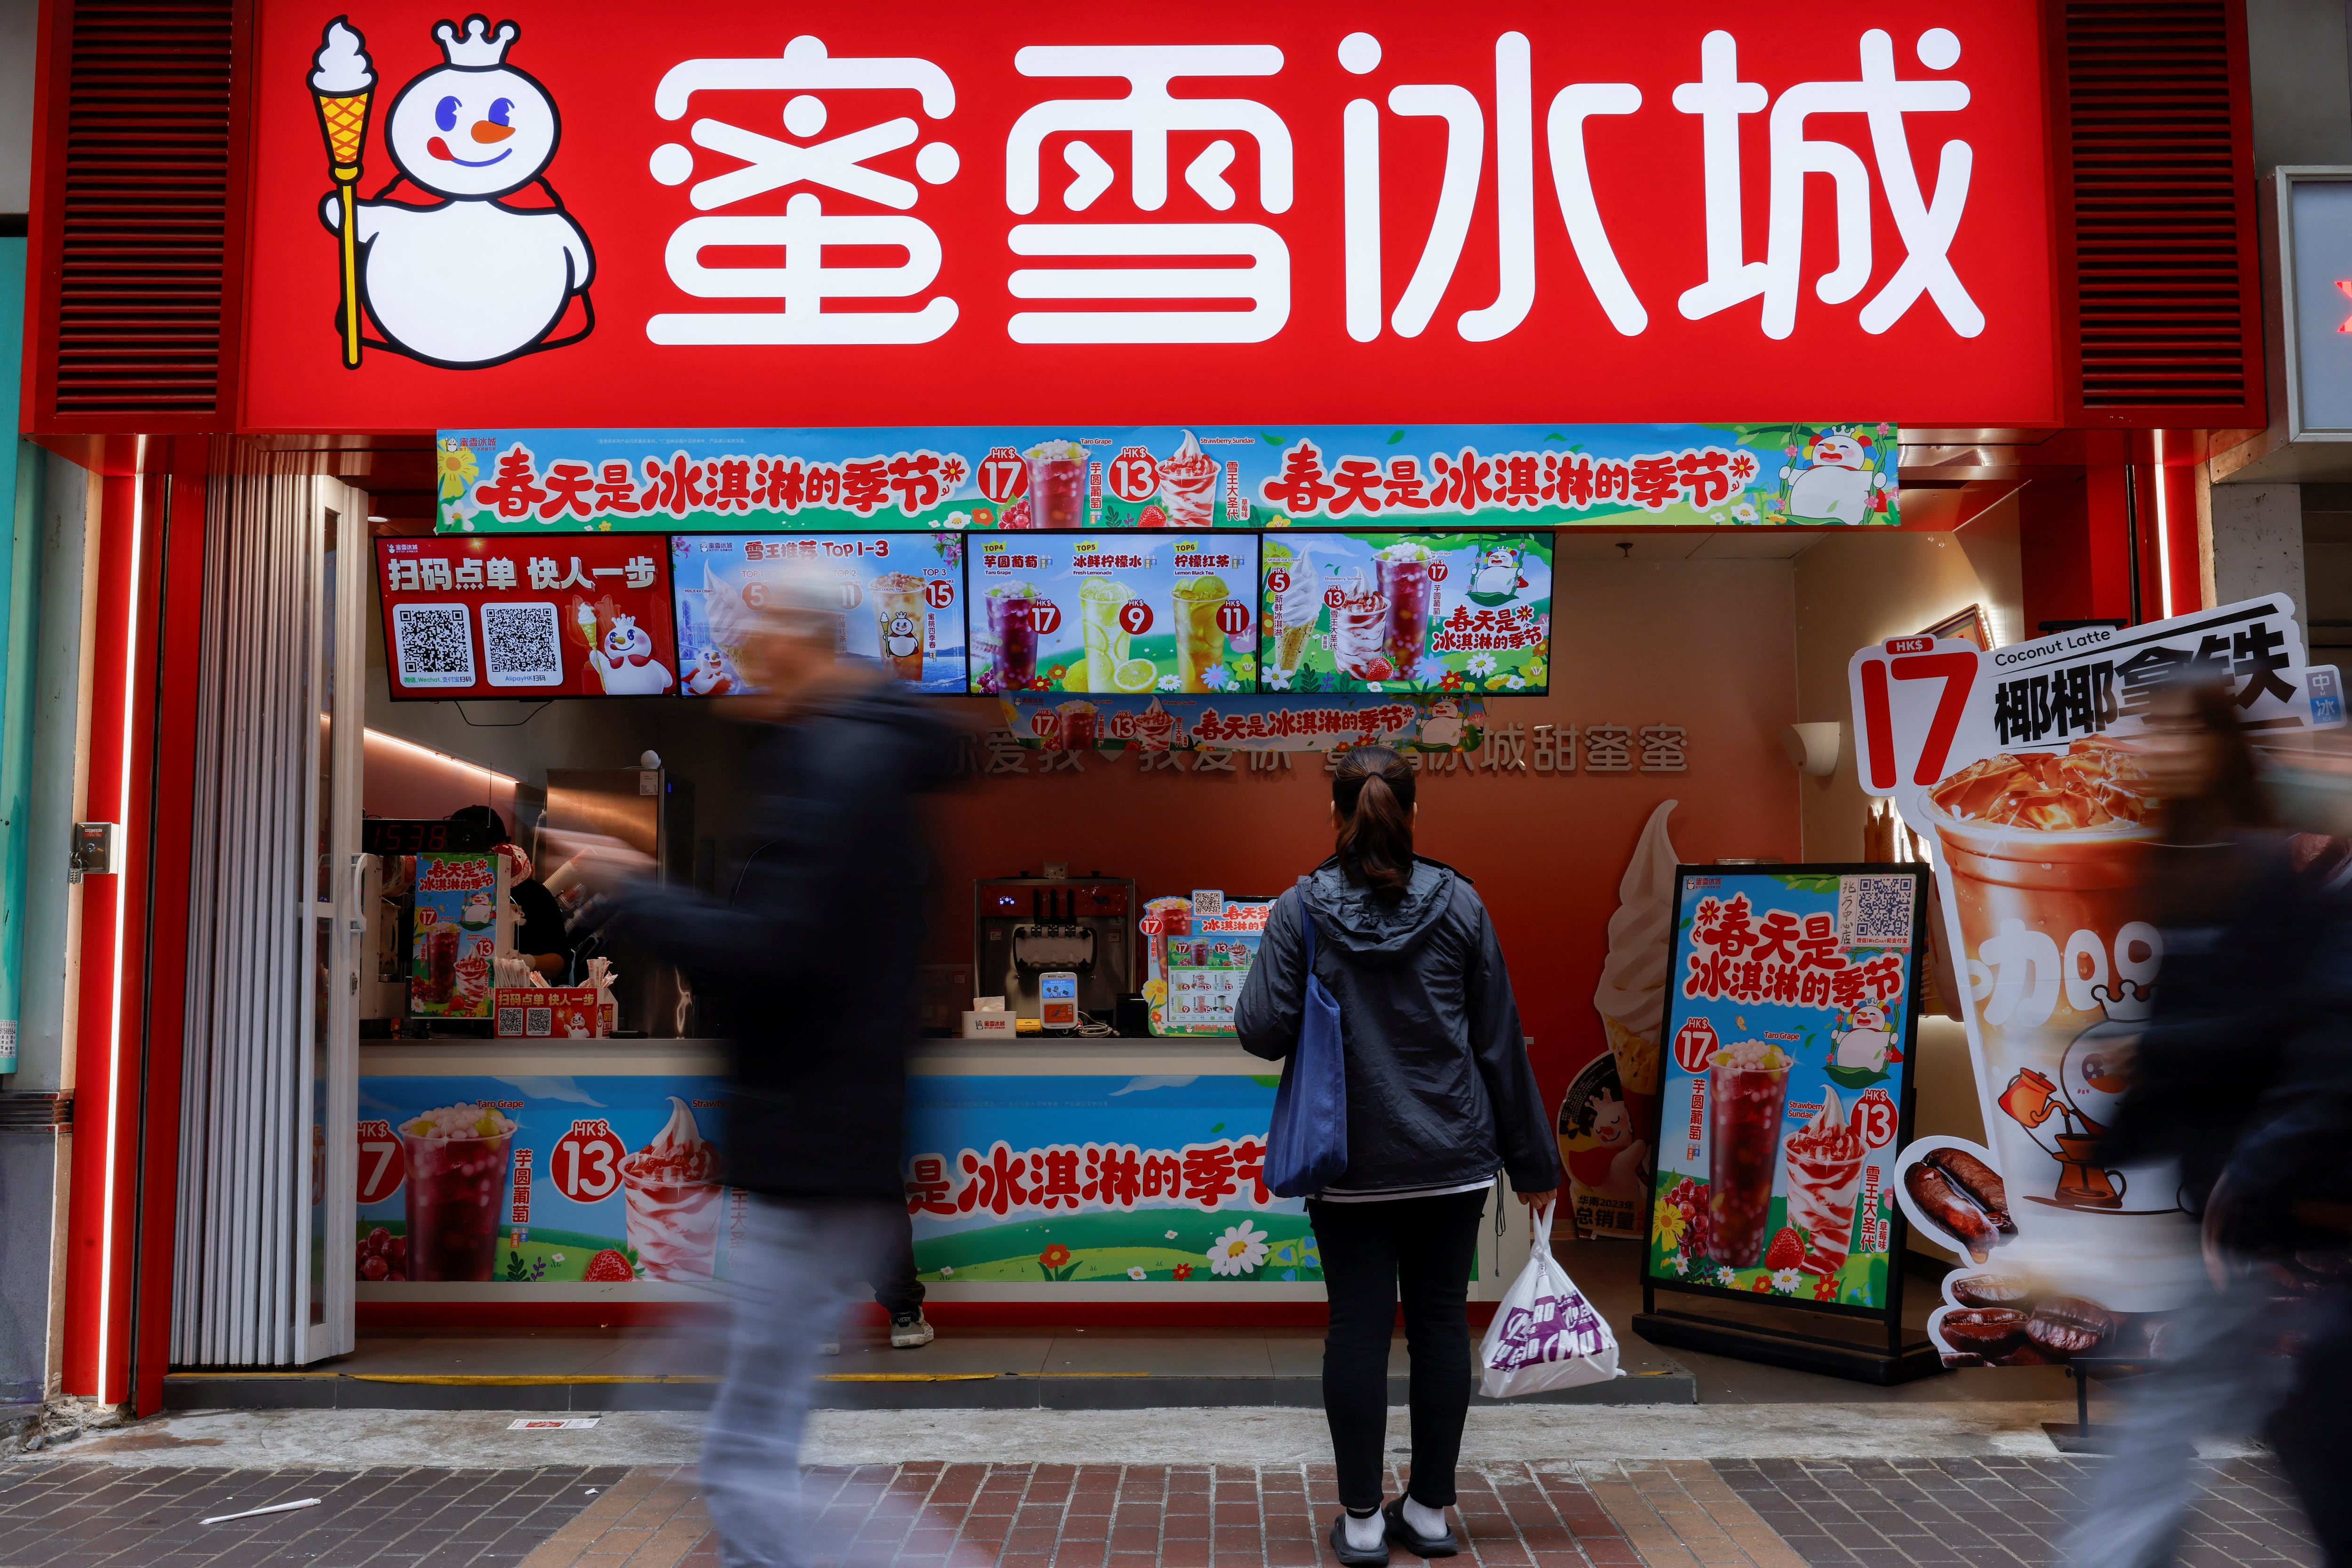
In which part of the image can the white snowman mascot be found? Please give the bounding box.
[588,614,675,696]
[318,16,593,368]
[1783,433,1889,525]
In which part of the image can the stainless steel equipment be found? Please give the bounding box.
[974,876,1136,1023]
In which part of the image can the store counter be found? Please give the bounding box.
[356,1036,1534,1325]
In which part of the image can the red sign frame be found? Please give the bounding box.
[375,535,680,699]
[244,0,2060,431]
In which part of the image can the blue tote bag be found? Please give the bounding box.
[1263,892,1348,1197]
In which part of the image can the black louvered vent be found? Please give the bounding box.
[52,0,236,417]
[2063,0,2255,414]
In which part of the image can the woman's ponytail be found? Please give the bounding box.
[1333,745,1417,898]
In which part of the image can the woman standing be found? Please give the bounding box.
[1235,746,1560,1566]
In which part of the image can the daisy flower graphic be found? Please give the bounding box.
[1127,1266,1148,1281]
[1158,674,1181,692]
[436,440,479,502]
[1208,1221,1271,1276]
[1771,1268,1803,1295]
[1466,653,1498,677]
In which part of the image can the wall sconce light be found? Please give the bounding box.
[1781,722,1843,778]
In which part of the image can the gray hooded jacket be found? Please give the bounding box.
[1233,856,1561,1197]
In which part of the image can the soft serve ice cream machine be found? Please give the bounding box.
[974,876,1136,1022]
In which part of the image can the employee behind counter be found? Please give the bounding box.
[383,805,580,983]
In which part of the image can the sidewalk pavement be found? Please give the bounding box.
[0,1454,2320,1568]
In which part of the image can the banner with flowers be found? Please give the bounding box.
[902,1074,1323,1286]
[433,423,1902,534]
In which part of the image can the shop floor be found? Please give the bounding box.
[163,1241,2073,1413]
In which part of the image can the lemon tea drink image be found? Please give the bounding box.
[1080,576,1134,690]
[400,1102,516,1282]
[1173,574,1229,692]
[869,572,928,682]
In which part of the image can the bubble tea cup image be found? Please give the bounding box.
[868,572,928,682]
[1024,440,1087,530]
[1707,1040,1791,1267]
[399,1102,516,1282]
[1173,574,1230,692]
[985,582,1044,690]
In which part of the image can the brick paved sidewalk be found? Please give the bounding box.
[0,1456,2320,1568]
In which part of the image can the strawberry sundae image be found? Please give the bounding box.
[621,1096,722,1280]
[1783,1088,1868,1277]
[1156,430,1218,529]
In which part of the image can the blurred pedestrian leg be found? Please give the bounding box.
[2059,1280,2293,1568]
[702,1195,896,1568]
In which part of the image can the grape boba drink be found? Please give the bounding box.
[985,583,1044,689]
[1707,1040,1790,1267]
[1025,440,1086,530]
[400,1102,516,1282]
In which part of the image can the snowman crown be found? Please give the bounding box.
[2092,977,2154,1022]
[435,15,518,67]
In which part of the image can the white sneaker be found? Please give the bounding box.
[889,1311,934,1348]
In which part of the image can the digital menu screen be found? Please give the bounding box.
[966,533,1261,695]
[671,534,967,695]
[377,535,680,700]
[1259,532,1553,694]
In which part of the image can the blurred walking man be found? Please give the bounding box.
[558,565,957,1568]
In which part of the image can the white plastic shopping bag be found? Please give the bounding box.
[1478,1201,1620,1398]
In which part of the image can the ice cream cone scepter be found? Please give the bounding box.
[310,19,376,369]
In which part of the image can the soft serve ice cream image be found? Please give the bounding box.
[1155,430,1219,529]
[312,17,594,369]
[620,1097,723,1280]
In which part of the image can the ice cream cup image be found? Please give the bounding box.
[1783,1088,1867,1276]
[1263,543,1319,677]
[1024,440,1087,530]
[868,572,928,682]
[1911,737,2203,1313]
[399,1102,516,1282]
[1080,576,1134,690]
[1329,569,1391,681]
[1173,574,1230,692]
[1706,1040,1790,1268]
[1157,430,1218,530]
[621,1096,722,1281]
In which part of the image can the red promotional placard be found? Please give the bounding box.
[376,535,679,699]
[245,0,2058,431]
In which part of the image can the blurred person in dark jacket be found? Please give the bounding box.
[557,564,958,1568]
[1234,744,1560,1568]
[2064,681,2347,1568]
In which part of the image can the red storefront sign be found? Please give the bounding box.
[247,0,2058,430]
[375,535,679,699]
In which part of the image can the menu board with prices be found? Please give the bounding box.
[1140,895,1275,1036]
[1262,533,1553,694]
[377,536,679,700]
[968,533,1261,697]
[671,533,966,694]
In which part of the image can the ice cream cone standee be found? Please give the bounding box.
[310,18,376,369]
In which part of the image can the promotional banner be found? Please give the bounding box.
[1643,866,1926,1312]
[243,1,2058,430]
[408,852,503,1020]
[1140,896,1275,1035]
[356,1076,730,1286]
[1850,597,2323,1369]
[968,532,1261,695]
[435,425,1900,533]
[903,1074,1322,1285]
[376,534,680,699]
[1263,532,1553,693]
[996,690,1489,752]
[671,532,967,693]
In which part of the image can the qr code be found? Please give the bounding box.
[495,1005,525,1037]
[1838,875,1916,951]
[392,603,475,688]
[481,602,563,688]
[526,1006,553,1036]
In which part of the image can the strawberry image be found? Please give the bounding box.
[1138,504,1168,528]
[583,1248,636,1282]
[1764,1227,1804,1272]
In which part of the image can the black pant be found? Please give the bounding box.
[1309,1189,1488,1513]
[873,1205,925,1319]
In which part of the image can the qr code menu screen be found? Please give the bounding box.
[1838,874,1917,950]
[480,602,564,687]
[391,603,475,688]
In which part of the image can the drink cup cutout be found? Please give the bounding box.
[1080,577,1134,690]
[1173,575,1229,692]
[1024,443,1086,530]
[986,589,1043,688]
[621,1095,722,1281]
[869,572,928,682]
[1707,1043,1790,1267]
[399,1103,516,1282]
[1783,1087,1868,1276]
